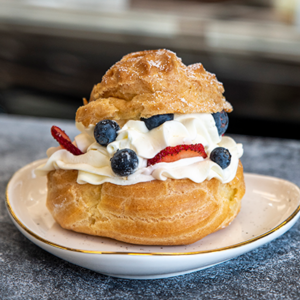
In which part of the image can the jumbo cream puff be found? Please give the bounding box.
[36,49,245,246]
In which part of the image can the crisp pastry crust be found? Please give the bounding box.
[46,161,245,246]
[76,49,232,127]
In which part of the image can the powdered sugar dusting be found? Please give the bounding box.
[148,60,163,69]
[180,98,187,104]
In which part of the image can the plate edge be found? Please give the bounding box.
[6,159,300,256]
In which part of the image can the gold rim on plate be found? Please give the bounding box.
[5,160,300,256]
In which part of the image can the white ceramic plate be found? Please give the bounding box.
[6,159,300,279]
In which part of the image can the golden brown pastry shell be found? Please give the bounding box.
[46,161,245,246]
[76,49,233,127]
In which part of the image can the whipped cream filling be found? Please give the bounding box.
[35,113,243,185]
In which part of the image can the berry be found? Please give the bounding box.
[51,126,83,156]
[111,149,139,176]
[212,110,229,136]
[210,147,231,169]
[94,120,120,146]
[147,144,207,166]
[141,114,174,130]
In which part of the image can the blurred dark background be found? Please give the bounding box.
[0,0,300,139]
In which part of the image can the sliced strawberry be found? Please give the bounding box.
[51,126,83,156]
[147,144,207,166]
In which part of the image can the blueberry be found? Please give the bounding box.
[212,110,229,136]
[141,114,174,130]
[94,120,120,147]
[210,147,231,169]
[111,149,139,176]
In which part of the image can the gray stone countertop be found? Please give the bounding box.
[1,115,300,299]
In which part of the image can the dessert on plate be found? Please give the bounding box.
[36,49,245,246]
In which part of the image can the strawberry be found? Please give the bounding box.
[51,126,83,156]
[147,144,207,166]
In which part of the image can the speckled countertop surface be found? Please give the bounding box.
[1,115,300,299]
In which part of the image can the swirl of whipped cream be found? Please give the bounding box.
[35,114,243,185]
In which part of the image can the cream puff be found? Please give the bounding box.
[36,49,245,246]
